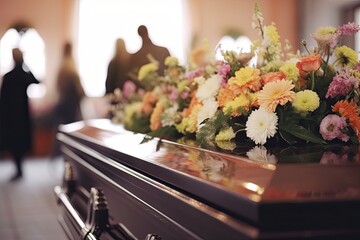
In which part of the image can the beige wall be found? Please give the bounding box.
[187,0,299,51]
[0,0,76,99]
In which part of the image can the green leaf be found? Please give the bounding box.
[281,124,327,144]
[279,129,297,145]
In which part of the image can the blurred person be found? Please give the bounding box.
[0,48,40,180]
[129,25,171,80]
[105,38,132,95]
[51,42,85,157]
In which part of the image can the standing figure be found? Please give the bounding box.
[51,42,85,157]
[130,25,171,79]
[0,48,39,180]
[105,38,131,95]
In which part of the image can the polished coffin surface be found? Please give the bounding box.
[55,119,360,239]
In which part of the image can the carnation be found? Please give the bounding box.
[196,74,222,100]
[319,114,349,142]
[326,69,358,98]
[292,90,320,112]
[246,107,278,145]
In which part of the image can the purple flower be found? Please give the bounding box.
[325,69,358,98]
[319,114,349,142]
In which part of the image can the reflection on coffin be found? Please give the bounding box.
[54,119,360,240]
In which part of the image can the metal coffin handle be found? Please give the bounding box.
[54,185,138,240]
[54,161,138,240]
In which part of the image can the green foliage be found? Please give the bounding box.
[196,110,231,147]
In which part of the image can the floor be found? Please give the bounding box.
[0,157,68,240]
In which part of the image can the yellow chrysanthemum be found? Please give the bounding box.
[138,63,158,81]
[292,90,320,112]
[164,56,179,67]
[176,104,201,134]
[124,102,142,128]
[279,62,299,82]
[257,80,296,112]
[223,94,252,116]
[335,45,358,68]
[215,127,236,141]
[215,141,236,151]
[228,66,261,92]
[316,26,337,35]
[265,23,280,45]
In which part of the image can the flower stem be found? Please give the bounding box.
[310,71,315,90]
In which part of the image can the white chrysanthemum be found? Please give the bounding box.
[246,107,278,145]
[196,74,221,100]
[197,98,219,129]
[246,146,277,164]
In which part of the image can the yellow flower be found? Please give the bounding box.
[165,56,179,67]
[223,94,252,116]
[265,23,280,45]
[176,104,201,134]
[150,101,164,131]
[257,80,296,112]
[228,66,261,93]
[292,90,320,112]
[138,63,158,81]
[215,127,236,141]
[279,62,299,82]
[316,26,337,35]
[335,45,358,68]
[124,102,142,128]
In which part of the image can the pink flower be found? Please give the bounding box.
[320,151,349,164]
[169,86,179,102]
[122,80,136,99]
[185,67,205,80]
[319,114,349,142]
[338,22,360,36]
[325,69,358,98]
[218,61,231,86]
[331,22,360,48]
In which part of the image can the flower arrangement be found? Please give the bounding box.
[110,3,360,150]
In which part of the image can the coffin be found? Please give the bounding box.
[54,119,360,240]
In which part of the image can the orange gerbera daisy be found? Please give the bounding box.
[332,100,360,139]
[257,80,296,112]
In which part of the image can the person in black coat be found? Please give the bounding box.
[105,38,131,95]
[129,25,171,81]
[0,48,39,180]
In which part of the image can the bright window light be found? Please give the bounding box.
[215,35,252,60]
[0,28,46,98]
[78,0,185,97]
